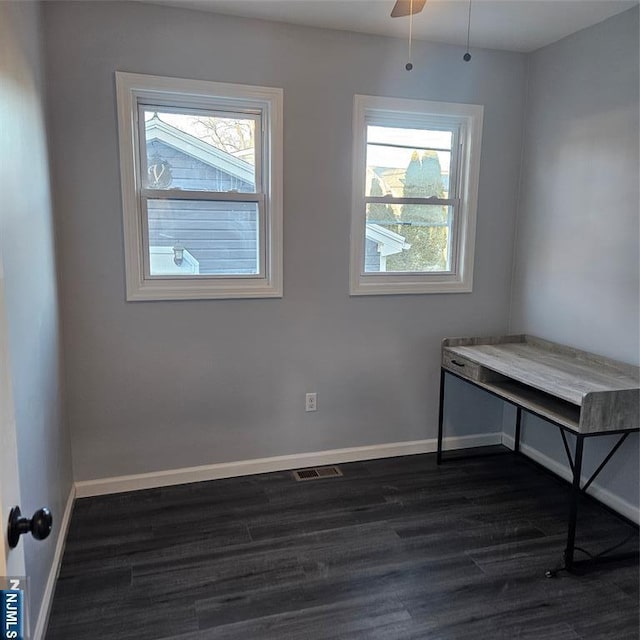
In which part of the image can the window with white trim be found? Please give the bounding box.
[116,72,283,300]
[350,95,483,295]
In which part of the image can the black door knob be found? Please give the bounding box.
[7,506,52,549]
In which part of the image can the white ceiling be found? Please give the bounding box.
[143,0,638,53]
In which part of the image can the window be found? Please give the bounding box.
[350,95,483,295]
[116,72,283,300]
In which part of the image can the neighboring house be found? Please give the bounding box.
[146,116,410,275]
[365,225,411,272]
[145,115,258,275]
[145,115,255,192]
[372,166,450,197]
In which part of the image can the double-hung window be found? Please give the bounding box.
[116,72,283,300]
[350,95,483,295]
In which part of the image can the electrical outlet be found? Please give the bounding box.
[305,392,317,412]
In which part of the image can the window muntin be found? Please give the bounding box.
[116,72,282,300]
[350,95,483,295]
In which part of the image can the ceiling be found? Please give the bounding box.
[143,0,638,53]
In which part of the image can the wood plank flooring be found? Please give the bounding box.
[46,451,639,639]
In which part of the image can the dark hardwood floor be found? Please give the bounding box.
[46,451,639,639]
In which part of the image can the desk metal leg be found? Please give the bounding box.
[514,407,522,453]
[564,435,584,571]
[546,431,638,577]
[437,368,445,465]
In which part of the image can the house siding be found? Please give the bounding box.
[147,200,259,274]
[146,140,258,274]
[365,238,381,272]
[147,140,254,192]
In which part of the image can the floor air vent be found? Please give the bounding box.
[292,466,343,481]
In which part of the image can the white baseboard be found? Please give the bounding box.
[75,432,502,498]
[33,484,75,640]
[502,434,639,525]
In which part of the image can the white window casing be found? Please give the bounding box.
[350,94,483,295]
[116,72,283,300]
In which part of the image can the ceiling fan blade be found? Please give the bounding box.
[391,0,427,18]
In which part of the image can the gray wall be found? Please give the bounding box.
[43,1,525,481]
[0,0,73,630]
[509,8,639,511]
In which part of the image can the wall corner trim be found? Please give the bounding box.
[74,433,502,498]
[33,484,76,640]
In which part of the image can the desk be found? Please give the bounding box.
[437,334,639,574]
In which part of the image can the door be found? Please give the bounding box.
[0,252,25,577]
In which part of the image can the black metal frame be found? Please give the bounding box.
[437,368,639,576]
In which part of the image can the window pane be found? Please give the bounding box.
[147,200,259,276]
[364,204,452,273]
[366,144,451,199]
[143,110,256,192]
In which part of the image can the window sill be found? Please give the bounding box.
[349,274,473,296]
[125,277,283,301]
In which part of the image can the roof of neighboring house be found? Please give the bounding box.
[366,224,410,257]
[372,167,406,197]
[146,116,255,185]
[370,166,450,198]
[366,167,399,198]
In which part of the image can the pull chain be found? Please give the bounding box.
[406,0,414,70]
[463,0,472,61]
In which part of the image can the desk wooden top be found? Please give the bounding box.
[447,341,638,406]
[442,335,639,433]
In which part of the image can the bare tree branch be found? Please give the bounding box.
[193,117,254,154]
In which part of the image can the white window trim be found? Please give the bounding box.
[350,94,483,296]
[115,71,283,301]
